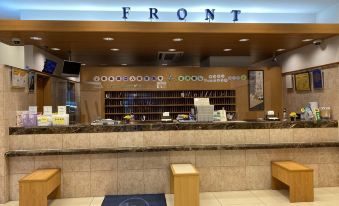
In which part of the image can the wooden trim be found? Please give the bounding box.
[0,20,339,34]
[282,62,339,76]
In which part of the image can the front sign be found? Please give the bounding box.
[122,7,241,22]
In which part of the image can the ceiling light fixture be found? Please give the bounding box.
[103,37,114,41]
[81,63,86,66]
[162,63,168,66]
[223,48,232,52]
[30,37,42,41]
[121,64,127,66]
[173,38,183,42]
[276,49,286,52]
[239,38,250,42]
[110,48,119,51]
[168,49,176,52]
[50,48,60,51]
[302,39,313,42]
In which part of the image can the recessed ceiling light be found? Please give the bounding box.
[239,38,250,42]
[81,63,86,66]
[302,39,313,42]
[168,49,176,52]
[173,38,183,42]
[110,48,119,51]
[162,63,168,66]
[50,48,60,51]
[103,37,114,41]
[121,64,127,66]
[276,49,286,52]
[223,48,232,52]
[30,36,42,41]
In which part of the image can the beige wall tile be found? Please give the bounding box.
[198,167,222,192]
[246,166,271,190]
[144,169,169,194]
[221,150,245,167]
[34,134,63,150]
[194,130,220,145]
[169,151,196,165]
[220,130,245,145]
[143,131,169,146]
[63,134,90,149]
[62,155,90,172]
[118,170,144,195]
[196,151,220,167]
[62,171,91,198]
[293,128,318,143]
[293,148,320,164]
[318,164,339,187]
[117,132,143,147]
[221,166,246,191]
[318,147,339,164]
[245,129,270,144]
[269,129,293,143]
[9,135,34,150]
[91,171,118,196]
[317,128,339,142]
[246,149,294,166]
[144,152,169,169]
[9,174,27,201]
[9,157,34,174]
[90,133,117,148]
[169,130,195,146]
[90,154,117,171]
[118,153,144,170]
[0,176,5,204]
[34,156,62,170]
[0,155,5,177]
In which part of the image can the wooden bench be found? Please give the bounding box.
[19,169,61,206]
[271,161,313,203]
[170,164,200,206]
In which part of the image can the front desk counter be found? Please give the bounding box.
[5,120,339,200]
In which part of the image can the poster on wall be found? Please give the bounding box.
[248,70,264,111]
[11,68,28,88]
[28,72,35,93]
[312,69,323,90]
[295,72,311,91]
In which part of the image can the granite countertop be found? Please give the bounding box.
[5,142,339,157]
[9,120,338,135]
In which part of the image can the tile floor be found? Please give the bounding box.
[1,187,339,206]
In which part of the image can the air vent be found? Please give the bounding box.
[158,51,184,63]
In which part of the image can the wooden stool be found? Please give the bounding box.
[19,169,61,206]
[271,161,313,202]
[170,164,199,206]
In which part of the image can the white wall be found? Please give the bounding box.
[0,42,25,69]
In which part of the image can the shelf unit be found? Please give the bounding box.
[104,90,236,121]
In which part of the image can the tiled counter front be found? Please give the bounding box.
[7,128,339,201]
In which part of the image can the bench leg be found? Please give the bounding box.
[289,172,314,203]
[271,177,288,190]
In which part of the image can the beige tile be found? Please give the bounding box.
[90,197,104,206]
[0,176,6,204]
[293,148,321,164]
[169,130,195,146]
[246,166,271,190]
[90,171,117,196]
[0,155,5,177]
[144,152,169,169]
[9,135,34,150]
[194,130,220,145]
[317,128,339,142]
[214,190,262,205]
[9,157,34,174]
[34,156,62,170]
[90,133,117,148]
[49,197,93,206]
[90,154,117,171]
[293,128,318,143]
[62,155,90,172]
[144,169,170,194]
[269,129,293,143]
[34,134,63,150]
[118,153,143,170]
[250,190,290,205]
[196,151,220,167]
[63,134,90,149]
[199,167,222,192]
[62,172,90,198]
[118,170,144,195]
[199,192,222,206]
[318,164,339,187]
[244,129,270,144]
[169,151,196,165]
[246,149,294,166]
[117,132,143,147]
[318,147,339,164]
[143,131,170,146]
[220,130,245,145]
[9,174,27,201]
[220,166,246,191]
[220,150,245,167]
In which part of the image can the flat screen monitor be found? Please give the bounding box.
[62,61,81,76]
[42,59,57,74]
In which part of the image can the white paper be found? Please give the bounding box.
[43,106,53,115]
[28,106,37,115]
[58,106,67,115]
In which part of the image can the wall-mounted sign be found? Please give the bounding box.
[295,72,311,91]
[248,70,264,111]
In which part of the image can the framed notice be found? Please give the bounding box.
[11,68,28,88]
[248,70,264,111]
[312,69,323,90]
[295,72,311,91]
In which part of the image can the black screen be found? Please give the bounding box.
[63,61,81,75]
[42,59,57,74]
